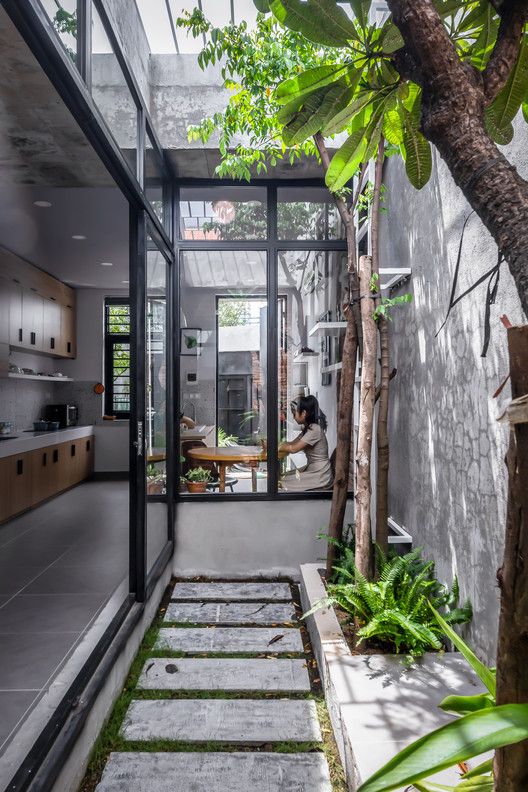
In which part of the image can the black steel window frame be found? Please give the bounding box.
[0,5,176,790]
[104,297,132,418]
[175,179,348,502]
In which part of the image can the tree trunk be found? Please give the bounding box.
[387,0,528,316]
[376,316,390,554]
[326,306,359,577]
[355,255,377,577]
[494,324,528,790]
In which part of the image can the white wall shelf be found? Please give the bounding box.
[321,362,343,374]
[7,373,74,382]
[294,352,320,364]
[309,321,347,337]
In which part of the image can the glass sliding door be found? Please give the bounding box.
[145,236,171,571]
[276,250,348,493]
[179,250,268,494]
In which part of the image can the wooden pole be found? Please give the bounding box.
[495,324,528,790]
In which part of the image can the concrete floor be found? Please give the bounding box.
[0,480,161,762]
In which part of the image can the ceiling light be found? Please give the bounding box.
[34,200,52,208]
[122,280,129,284]
[72,234,86,240]
[100,262,113,266]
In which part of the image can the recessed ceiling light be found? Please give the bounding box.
[34,200,52,208]
[72,234,86,240]
[100,262,113,267]
[122,280,129,284]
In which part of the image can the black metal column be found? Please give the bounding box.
[267,186,279,494]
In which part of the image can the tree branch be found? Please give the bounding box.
[386,0,475,93]
[482,1,528,103]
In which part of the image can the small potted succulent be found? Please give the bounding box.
[185,466,212,493]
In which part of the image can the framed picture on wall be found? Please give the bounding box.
[180,328,202,356]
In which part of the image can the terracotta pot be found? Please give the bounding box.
[147,480,164,495]
[186,480,208,494]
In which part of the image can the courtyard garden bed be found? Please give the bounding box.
[299,564,486,791]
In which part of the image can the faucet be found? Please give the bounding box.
[181,400,196,422]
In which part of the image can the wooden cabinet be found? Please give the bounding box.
[43,299,62,355]
[0,435,94,523]
[0,247,77,359]
[60,304,76,358]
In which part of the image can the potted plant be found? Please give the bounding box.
[185,466,212,494]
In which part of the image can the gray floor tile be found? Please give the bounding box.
[95,752,332,792]
[0,566,49,596]
[0,691,37,748]
[0,543,71,568]
[172,582,292,601]
[0,594,107,634]
[22,565,126,596]
[120,699,321,743]
[155,627,304,653]
[164,602,296,625]
[137,658,311,692]
[0,632,81,689]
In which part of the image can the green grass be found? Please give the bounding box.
[79,582,347,792]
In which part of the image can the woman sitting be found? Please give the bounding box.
[279,395,333,492]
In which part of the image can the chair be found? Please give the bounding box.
[206,476,239,493]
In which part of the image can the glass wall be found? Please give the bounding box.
[179,250,268,494]
[179,186,267,241]
[146,241,170,568]
[41,0,78,66]
[277,251,347,493]
[277,187,345,240]
[145,131,165,224]
[91,2,138,177]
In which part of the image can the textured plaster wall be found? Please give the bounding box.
[379,119,527,662]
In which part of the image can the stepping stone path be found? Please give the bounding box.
[95,580,333,792]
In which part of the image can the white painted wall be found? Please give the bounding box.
[173,499,354,579]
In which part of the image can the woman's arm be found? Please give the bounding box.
[279,436,309,454]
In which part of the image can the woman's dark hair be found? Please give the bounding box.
[297,395,327,434]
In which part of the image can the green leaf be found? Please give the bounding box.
[282,81,357,144]
[253,0,271,11]
[270,0,360,47]
[356,704,528,792]
[523,101,528,123]
[431,608,496,696]
[486,35,528,127]
[484,114,514,145]
[400,108,432,189]
[382,107,404,145]
[380,22,405,54]
[471,6,499,70]
[455,776,493,791]
[349,0,371,29]
[325,127,368,191]
[439,692,495,716]
[275,64,350,104]
[322,90,374,135]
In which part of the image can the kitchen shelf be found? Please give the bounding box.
[7,373,73,382]
[308,321,347,337]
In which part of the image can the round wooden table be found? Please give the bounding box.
[187,445,282,493]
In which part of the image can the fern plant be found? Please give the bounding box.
[307,547,472,657]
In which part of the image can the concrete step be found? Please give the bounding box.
[120,699,321,743]
[172,582,292,601]
[155,626,304,654]
[137,658,311,692]
[95,752,332,792]
[164,602,296,625]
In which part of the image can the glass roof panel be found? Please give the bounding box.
[138,0,262,54]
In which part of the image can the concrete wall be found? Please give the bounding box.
[173,500,354,580]
[379,119,527,662]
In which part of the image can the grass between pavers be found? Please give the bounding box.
[79,580,347,792]
[149,650,306,659]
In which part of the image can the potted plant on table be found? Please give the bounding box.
[185,466,212,494]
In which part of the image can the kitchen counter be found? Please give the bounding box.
[0,425,94,459]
